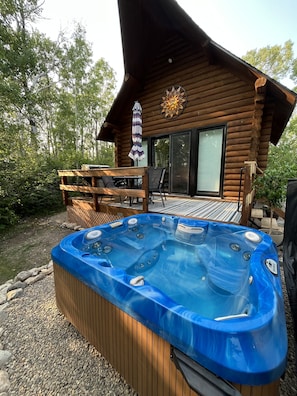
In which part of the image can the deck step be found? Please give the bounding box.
[261,217,279,230]
[251,208,264,219]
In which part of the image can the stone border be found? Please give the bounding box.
[60,221,85,232]
[1,261,54,305]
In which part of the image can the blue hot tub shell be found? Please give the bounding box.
[51,214,287,386]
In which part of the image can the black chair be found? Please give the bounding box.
[101,176,126,202]
[148,167,166,207]
[102,176,116,188]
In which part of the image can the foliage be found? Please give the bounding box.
[243,40,297,88]
[0,1,116,229]
[243,40,297,180]
[0,153,60,228]
[254,168,287,209]
[254,116,297,213]
[244,41,297,228]
[0,161,19,229]
[13,159,64,217]
[253,117,297,233]
[253,166,287,234]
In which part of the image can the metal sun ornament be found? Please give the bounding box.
[161,85,186,118]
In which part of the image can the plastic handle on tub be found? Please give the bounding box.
[265,258,278,275]
[214,313,248,321]
[110,221,123,228]
[129,276,144,286]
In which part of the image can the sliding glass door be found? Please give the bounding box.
[152,132,190,194]
[152,137,169,191]
[170,132,191,194]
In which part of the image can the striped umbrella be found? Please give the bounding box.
[128,101,145,161]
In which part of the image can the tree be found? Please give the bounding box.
[50,24,116,164]
[0,2,117,226]
[243,40,297,89]
[1,1,42,147]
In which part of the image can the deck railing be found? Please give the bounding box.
[58,166,149,213]
[58,164,258,226]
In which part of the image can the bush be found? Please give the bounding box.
[14,168,64,217]
[0,156,65,229]
[254,168,287,209]
[0,148,115,229]
[0,160,20,229]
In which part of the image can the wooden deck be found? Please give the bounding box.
[112,195,242,224]
[59,167,248,227]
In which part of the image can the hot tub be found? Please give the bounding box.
[52,214,287,394]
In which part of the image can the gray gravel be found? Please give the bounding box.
[1,267,297,395]
[3,274,137,395]
[279,263,297,395]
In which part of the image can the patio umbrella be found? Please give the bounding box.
[128,101,145,161]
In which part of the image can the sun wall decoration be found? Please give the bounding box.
[161,85,186,118]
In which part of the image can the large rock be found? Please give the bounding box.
[15,270,32,282]
[25,273,45,285]
[0,351,11,368]
[7,281,27,292]
[0,370,10,392]
[6,288,24,302]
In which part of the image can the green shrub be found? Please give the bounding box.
[14,168,64,217]
[0,161,20,229]
[0,148,114,229]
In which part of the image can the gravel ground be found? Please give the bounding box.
[279,263,297,395]
[1,264,296,395]
[3,274,137,396]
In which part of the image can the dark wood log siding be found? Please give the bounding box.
[116,34,274,200]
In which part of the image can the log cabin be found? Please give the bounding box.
[97,0,296,205]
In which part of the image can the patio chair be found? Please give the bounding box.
[148,167,166,207]
[101,176,126,203]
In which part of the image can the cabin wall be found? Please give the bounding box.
[116,34,273,200]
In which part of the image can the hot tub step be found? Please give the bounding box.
[171,347,241,396]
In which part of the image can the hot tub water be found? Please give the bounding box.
[80,216,258,319]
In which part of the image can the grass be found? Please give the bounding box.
[0,211,72,284]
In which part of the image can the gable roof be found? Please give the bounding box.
[98,0,297,144]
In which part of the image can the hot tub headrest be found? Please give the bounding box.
[175,220,208,245]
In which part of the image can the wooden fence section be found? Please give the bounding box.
[58,167,149,221]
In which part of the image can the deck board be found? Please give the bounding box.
[118,196,242,224]
[149,197,242,223]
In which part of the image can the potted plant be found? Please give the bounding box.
[253,168,286,245]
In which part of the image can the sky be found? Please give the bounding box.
[36,0,297,91]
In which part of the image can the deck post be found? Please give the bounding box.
[142,169,149,212]
[91,176,99,211]
[61,176,69,206]
[241,161,257,226]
